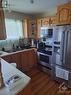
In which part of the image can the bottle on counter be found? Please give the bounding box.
[31,39,35,47]
[12,44,15,51]
[2,47,5,51]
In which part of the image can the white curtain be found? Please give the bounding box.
[5,19,23,39]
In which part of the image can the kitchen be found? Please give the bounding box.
[0,0,71,95]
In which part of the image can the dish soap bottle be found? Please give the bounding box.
[12,44,15,51]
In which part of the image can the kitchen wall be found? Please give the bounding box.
[0,11,32,51]
[4,11,30,20]
[0,9,57,51]
[34,8,57,18]
[0,11,39,51]
[0,39,19,51]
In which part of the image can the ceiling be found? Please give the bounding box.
[3,0,70,15]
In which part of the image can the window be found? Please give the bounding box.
[5,18,23,39]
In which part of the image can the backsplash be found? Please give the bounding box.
[0,39,19,51]
[0,38,38,51]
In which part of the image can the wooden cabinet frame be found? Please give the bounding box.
[57,3,71,25]
[58,8,70,23]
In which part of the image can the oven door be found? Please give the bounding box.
[38,52,52,68]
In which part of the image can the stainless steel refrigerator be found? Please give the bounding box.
[52,25,71,88]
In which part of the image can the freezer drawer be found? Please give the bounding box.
[51,65,71,88]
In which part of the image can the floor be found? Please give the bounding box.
[26,66,71,95]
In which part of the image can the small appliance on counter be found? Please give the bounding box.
[19,38,24,49]
[37,42,45,51]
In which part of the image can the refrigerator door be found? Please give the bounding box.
[64,32,71,69]
[62,25,71,69]
[53,26,63,42]
[52,25,71,88]
[60,31,68,64]
[53,26,64,66]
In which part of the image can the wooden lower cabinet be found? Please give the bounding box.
[21,49,37,71]
[21,51,29,71]
[17,83,31,95]
[1,49,37,71]
[1,54,12,63]
[9,53,21,70]
[2,53,21,70]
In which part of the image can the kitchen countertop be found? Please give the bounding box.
[0,58,31,95]
[0,51,9,56]
[0,48,35,57]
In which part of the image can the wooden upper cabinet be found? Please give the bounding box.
[41,17,50,26]
[50,16,57,25]
[23,19,28,38]
[27,18,37,39]
[57,2,71,25]
[36,19,41,38]
[0,2,6,40]
[36,17,57,38]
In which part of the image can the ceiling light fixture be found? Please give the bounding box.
[2,0,8,8]
[1,0,12,12]
[30,0,34,4]
[2,0,9,8]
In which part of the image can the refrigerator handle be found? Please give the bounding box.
[60,31,65,62]
[63,31,69,64]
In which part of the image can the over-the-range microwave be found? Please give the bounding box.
[40,26,53,38]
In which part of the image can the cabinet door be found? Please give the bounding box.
[2,55,12,63]
[21,51,29,71]
[37,19,41,38]
[27,49,37,67]
[21,50,35,71]
[23,19,28,38]
[21,49,37,71]
[27,19,37,39]
[2,53,21,70]
[57,3,71,25]
[42,17,50,26]
[9,53,21,70]
[50,16,57,25]
[0,2,6,40]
